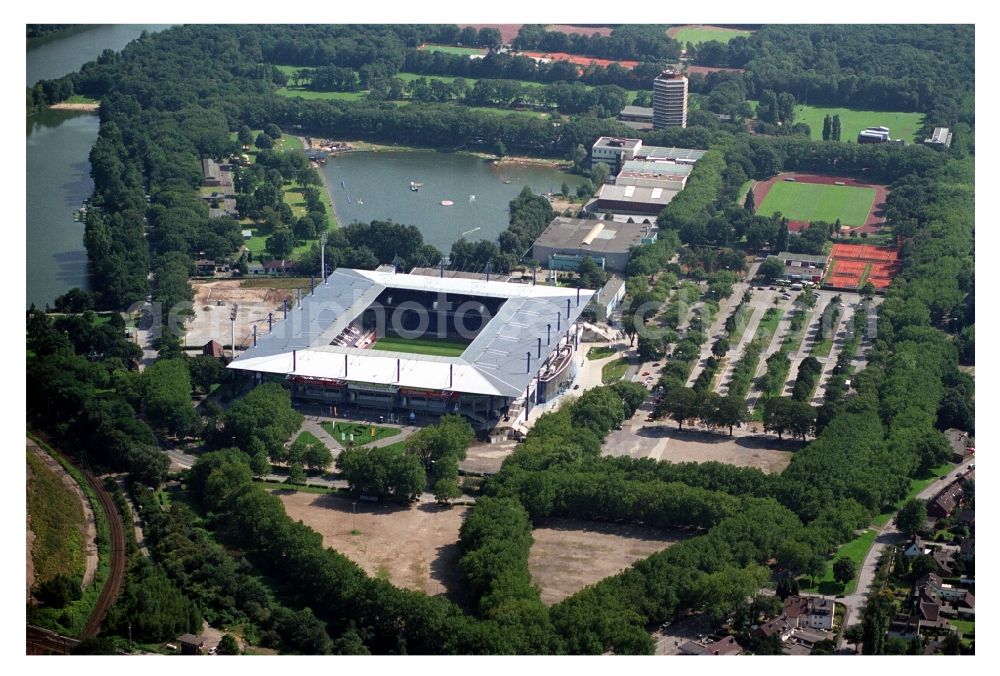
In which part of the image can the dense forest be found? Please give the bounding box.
[25,23,974,654]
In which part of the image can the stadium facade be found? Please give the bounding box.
[228,268,595,427]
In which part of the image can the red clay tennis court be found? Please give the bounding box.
[826,244,901,290]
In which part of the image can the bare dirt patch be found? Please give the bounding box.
[275,490,469,603]
[529,518,688,605]
[546,25,614,37]
[603,425,797,474]
[185,280,292,349]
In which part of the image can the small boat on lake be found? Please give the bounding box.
[440,200,454,206]
[341,180,346,189]
[409,181,422,191]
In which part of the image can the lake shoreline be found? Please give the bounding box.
[48,102,100,112]
[306,137,575,171]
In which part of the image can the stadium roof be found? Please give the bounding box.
[228,268,595,398]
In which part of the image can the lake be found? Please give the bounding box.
[27,24,172,86]
[320,150,586,255]
[26,25,171,308]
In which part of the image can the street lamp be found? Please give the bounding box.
[352,501,357,533]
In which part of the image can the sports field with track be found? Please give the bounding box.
[757,181,876,227]
[370,335,469,357]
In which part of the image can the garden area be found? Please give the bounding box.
[320,421,402,446]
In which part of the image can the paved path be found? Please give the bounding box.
[780,301,827,397]
[811,302,856,406]
[744,305,794,412]
[685,284,745,387]
[716,303,767,396]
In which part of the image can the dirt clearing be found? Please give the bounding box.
[603,424,796,474]
[275,490,469,603]
[185,280,292,349]
[529,518,687,605]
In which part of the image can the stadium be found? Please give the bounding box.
[228,267,595,428]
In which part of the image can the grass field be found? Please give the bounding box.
[602,357,629,384]
[800,528,877,596]
[276,87,368,102]
[27,451,85,587]
[320,421,402,445]
[793,104,925,143]
[587,345,616,360]
[671,26,752,45]
[872,462,954,527]
[370,335,470,357]
[420,44,487,56]
[759,182,875,227]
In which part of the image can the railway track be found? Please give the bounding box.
[79,466,126,640]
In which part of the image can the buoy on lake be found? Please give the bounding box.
[441,200,454,206]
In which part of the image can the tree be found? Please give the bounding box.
[302,441,333,472]
[255,132,274,150]
[249,451,270,478]
[656,387,702,430]
[910,554,937,580]
[217,634,240,655]
[708,395,747,436]
[759,256,784,280]
[711,336,730,358]
[286,462,307,485]
[237,126,254,147]
[833,556,856,585]
[139,359,198,437]
[896,498,927,537]
[860,280,875,299]
[434,477,462,504]
[822,114,832,141]
[743,188,755,212]
[832,114,842,141]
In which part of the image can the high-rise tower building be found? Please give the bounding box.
[652,69,688,129]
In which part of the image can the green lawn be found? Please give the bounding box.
[587,345,617,360]
[602,357,629,384]
[419,44,487,56]
[793,104,926,144]
[736,179,753,206]
[800,529,877,596]
[952,619,975,639]
[759,181,876,227]
[370,335,470,357]
[295,430,323,446]
[671,26,753,45]
[63,94,99,104]
[276,87,368,102]
[26,451,86,586]
[321,420,402,445]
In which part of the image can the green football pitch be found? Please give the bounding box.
[671,26,752,45]
[758,181,875,227]
[369,335,469,357]
[793,105,925,143]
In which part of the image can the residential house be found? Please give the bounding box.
[782,596,834,631]
[178,634,205,655]
[928,484,961,518]
[262,259,296,276]
[195,259,217,276]
[202,340,225,360]
[679,636,743,656]
[757,617,795,642]
[247,261,266,276]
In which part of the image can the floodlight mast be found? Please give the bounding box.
[230,304,238,360]
[321,231,328,283]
